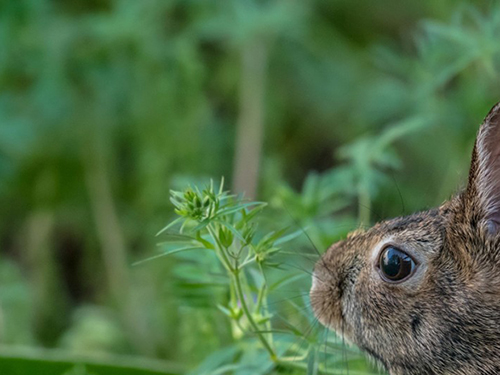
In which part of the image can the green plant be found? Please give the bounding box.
[150,179,376,374]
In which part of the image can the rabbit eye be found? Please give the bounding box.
[378,246,416,282]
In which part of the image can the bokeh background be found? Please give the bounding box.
[1,0,500,374]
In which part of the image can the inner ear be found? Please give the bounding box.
[465,102,500,234]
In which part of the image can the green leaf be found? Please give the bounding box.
[216,304,232,318]
[256,227,289,252]
[191,218,211,233]
[237,204,266,229]
[156,217,183,236]
[132,246,206,266]
[307,348,318,375]
[188,346,240,375]
[218,226,234,248]
[274,228,305,246]
[269,273,308,291]
[195,232,215,250]
[213,219,246,243]
[216,202,266,218]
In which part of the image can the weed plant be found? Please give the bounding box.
[151,179,379,374]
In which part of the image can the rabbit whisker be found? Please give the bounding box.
[282,205,340,278]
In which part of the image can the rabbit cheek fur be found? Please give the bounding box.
[310,102,500,375]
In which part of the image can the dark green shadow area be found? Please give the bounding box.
[0,347,184,375]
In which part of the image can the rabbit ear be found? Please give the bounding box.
[465,102,500,235]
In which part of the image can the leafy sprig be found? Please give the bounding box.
[151,179,340,372]
[149,178,370,375]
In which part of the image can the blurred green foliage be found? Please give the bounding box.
[0,0,499,374]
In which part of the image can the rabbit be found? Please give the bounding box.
[310,102,500,375]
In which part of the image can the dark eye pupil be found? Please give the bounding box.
[380,247,415,282]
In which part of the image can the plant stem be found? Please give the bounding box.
[255,283,265,314]
[207,225,233,272]
[232,270,277,360]
[238,255,256,269]
[257,262,273,347]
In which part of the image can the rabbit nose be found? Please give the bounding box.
[310,255,342,297]
[310,254,346,331]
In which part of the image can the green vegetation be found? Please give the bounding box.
[0,0,500,374]
[148,179,386,374]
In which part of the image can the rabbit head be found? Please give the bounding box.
[310,102,500,375]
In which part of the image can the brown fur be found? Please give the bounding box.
[310,102,500,375]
